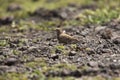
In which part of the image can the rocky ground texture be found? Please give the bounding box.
[0,0,120,80]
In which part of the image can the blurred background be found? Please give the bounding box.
[0,0,120,32]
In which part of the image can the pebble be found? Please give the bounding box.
[5,58,18,66]
[7,4,22,11]
[112,37,120,44]
[69,51,77,56]
[99,28,113,39]
[51,54,59,60]
[0,16,14,25]
[109,64,120,69]
[88,61,98,67]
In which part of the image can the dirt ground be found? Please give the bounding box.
[0,0,120,80]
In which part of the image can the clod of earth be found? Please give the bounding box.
[0,16,14,25]
[55,28,79,44]
[7,3,22,12]
[4,58,18,66]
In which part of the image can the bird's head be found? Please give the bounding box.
[55,28,63,35]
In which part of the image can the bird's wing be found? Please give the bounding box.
[60,33,78,41]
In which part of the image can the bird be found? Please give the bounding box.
[55,28,79,44]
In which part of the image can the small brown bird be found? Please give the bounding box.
[55,28,79,44]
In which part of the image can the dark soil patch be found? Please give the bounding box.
[0,16,14,25]
[28,3,97,22]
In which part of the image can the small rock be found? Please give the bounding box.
[7,3,22,12]
[5,58,18,66]
[0,16,14,25]
[86,48,95,55]
[109,64,120,69]
[55,49,62,54]
[48,42,55,46]
[32,8,60,19]
[88,61,98,67]
[18,46,28,51]
[50,54,59,60]
[81,28,89,36]
[99,28,113,39]
[95,26,106,32]
[0,66,9,70]
[46,71,59,77]
[0,66,9,73]
[113,59,117,62]
[9,43,17,48]
[101,49,111,53]
[69,51,77,56]
[0,51,3,55]
[6,66,17,72]
[82,68,98,76]
[112,37,120,44]
[61,69,70,76]
[71,70,81,77]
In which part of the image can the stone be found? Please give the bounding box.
[5,58,18,66]
[69,51,77,56]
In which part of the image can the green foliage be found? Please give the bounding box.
[25,58,47,68]
[55,45,65,50]
[0,72,28,80]
[11,49,20,55]
[47,77,62,80]
[113,77,120,80]
[31,70,46,80]
[0,39,8,46]
[79,8,120,25]
[81,75,106,80]
[54,44,69,55]
[46,63,77,72]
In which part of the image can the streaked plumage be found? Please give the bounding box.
[56,28,79,44]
